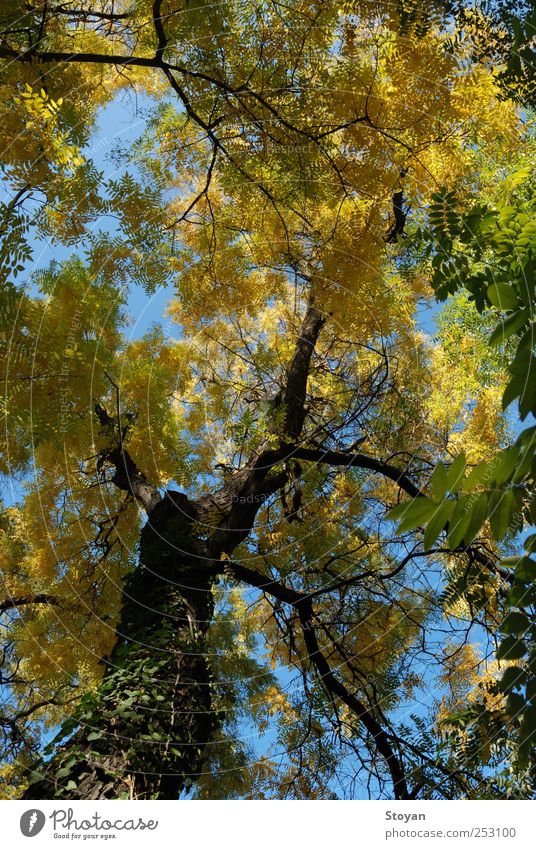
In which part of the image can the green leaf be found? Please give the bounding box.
[423,499,455,550]
[396,498,438,533]
[445,453,467,494]
[385,497,437,533]
[516,738,531,771]
[519,707,536,745]
[447,495,473,550]
[489,308,528,346]
[514,557,536,582]
[502,374,525,410]
[511,449,533,483]
[487,282,519,310]
[491,447,520,486]
[501,555,523,567]
[87,730,105,741]
[529,496,536,525]
[502,611,530,634]
[526,678,536,702]
[498,636,527,661]
[429,462,448,500]
[384,501,412,523]
[460,460,490,492]
[506,692,525,717]
[55,759,77,779]
[524,534,536,553]
[518,373,536,420]
[488,488,516,540]
[462,491,489,545]
[500,665,527,692]
[507,583,536,607]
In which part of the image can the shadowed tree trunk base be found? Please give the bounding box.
[23,493,218,800]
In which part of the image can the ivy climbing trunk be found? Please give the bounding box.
[23,493,218,800]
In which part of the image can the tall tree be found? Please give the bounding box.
[0,1,529,799]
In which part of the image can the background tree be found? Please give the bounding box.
[404,150,536,793]
[446,0,535,107]
[0,0,531,799]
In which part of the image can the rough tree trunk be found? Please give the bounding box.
[23,493,218,800]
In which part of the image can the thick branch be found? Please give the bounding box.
[44,5,132,21]
[258,443,506,579]
[204,303,325,554]
[0,594,58,615]
[94,403,161,514]
[229,561,409,799]
[281,302,325,439]
[297,599,409,800]
[271,444,421,497]
[0,46,159,68]
[229,561,306,606]
[104,446,161,514]
[385,170,408,244]
[152,0,167,63]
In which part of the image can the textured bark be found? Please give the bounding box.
[23,493,217,800]
[282,303,324,439]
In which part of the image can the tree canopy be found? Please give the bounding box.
[0,0,535,800]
